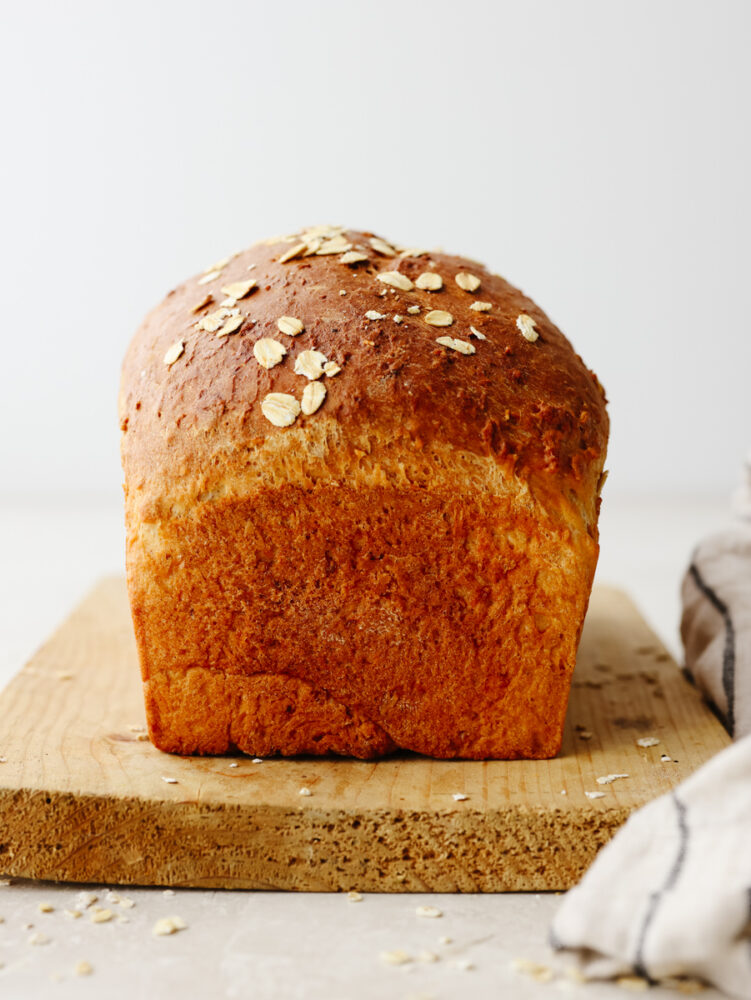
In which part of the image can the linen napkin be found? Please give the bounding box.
[550,513,751,997]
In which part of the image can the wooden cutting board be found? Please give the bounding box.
[0,578,729,892]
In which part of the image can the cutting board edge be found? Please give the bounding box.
[0,783,630,892]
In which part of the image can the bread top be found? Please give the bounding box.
[120,226,608,522]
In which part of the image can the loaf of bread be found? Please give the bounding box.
[119,226,608,760]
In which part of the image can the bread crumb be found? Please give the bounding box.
[560,789,567,795]
[417,950,439,963]
[197,269,222,285]
[261,392,301,427]
[28,932,50,945]
[278,242,307,264]
[585,791,606,800]
[512,958,554,982]
[118,897,136,909]
[425,310,454,327]
[449,958,474,971]
[340,251,369,265]
[163,340,185,366]
[64,909,82,919]
[438,935,453,945]
[398,247,430,258]
[276,316,305,337]
[203,256,231,274]
[90,907,113,923]
[516,313,539,342]
[436,336,475,355]
[380,949,411,965]
[228,762,239,768]
[415,905,443,918]
[452,793,468,802]
[153,916,187,936]
[661,976,706,994]
[347,890,363,902]
[365,310,387,321]
[596,773,629,785]
[415,272,443,291]
[220,280,256,300]
[253,338,287,370]
[301,382,327,415]
[369,237,396,257]
[578,730,593,740]
[315,236,352,255]
[190,294,213,314]
[215,314,243,338]
[455,272,481,292]
[661,753,672,762]
[294,350,328,381]
[75,960,93,977]
[75,892,97,910]
[407,305,421,314]
[161,776,178,784]
[377,271,414,292]
[393,315,403,324]
[252,758,263,763]
[55,671,74,680]
[616,975,649,991]
[299,787,312,797]
[196,306,238,333]
[302,238,322,255]
[38,902,54,913]
[163,889,175,898]
[636,737,660,748]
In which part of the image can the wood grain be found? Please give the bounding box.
[0,578,729,891]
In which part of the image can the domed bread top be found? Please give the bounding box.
[120,226,607,518]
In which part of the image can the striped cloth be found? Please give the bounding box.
[550,518,751,998]
[683,530,751,740]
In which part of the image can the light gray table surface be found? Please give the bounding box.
[0,493,732,999]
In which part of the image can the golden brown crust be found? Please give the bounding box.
[120,228,607,521]
[120,226,608,760]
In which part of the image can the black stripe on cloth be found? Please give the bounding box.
[688,561,736,737]
[633,793,689,982]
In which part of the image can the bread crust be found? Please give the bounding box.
[120,227,608,759]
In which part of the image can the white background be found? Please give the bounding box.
[1,0,749,502]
